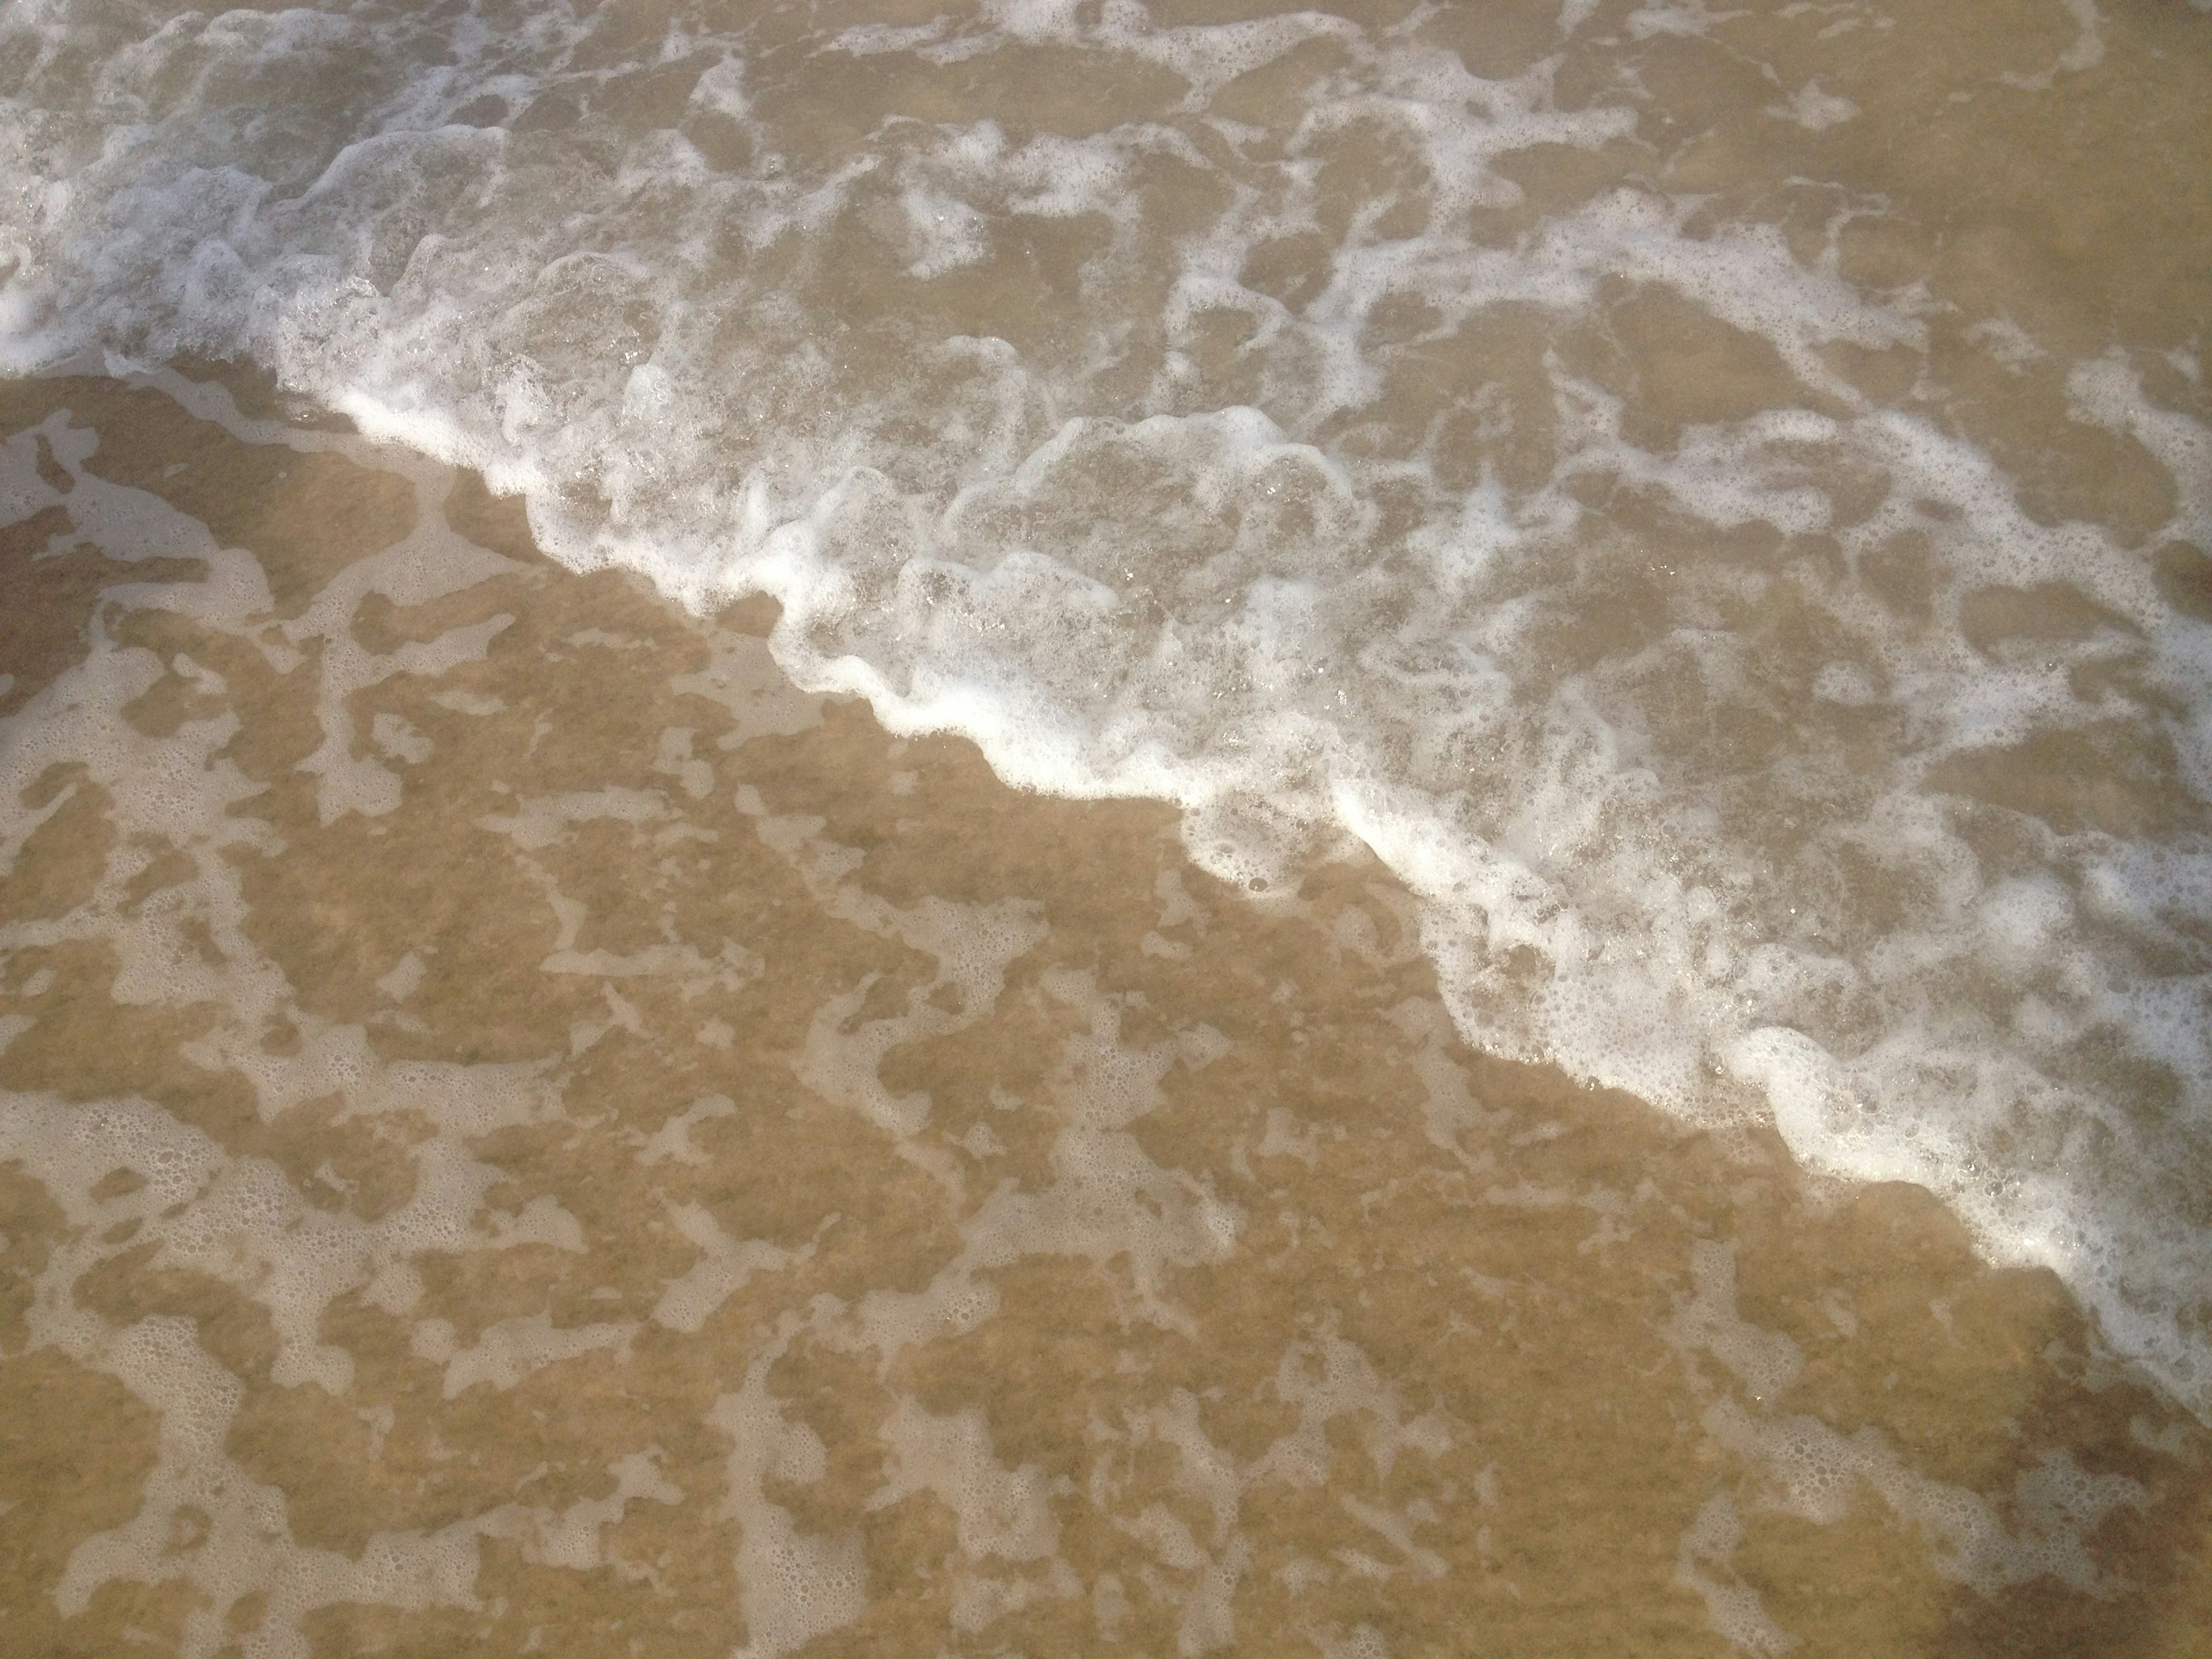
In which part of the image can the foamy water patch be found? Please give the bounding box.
[3,0,2209,1422]
[2,357,2209,1653]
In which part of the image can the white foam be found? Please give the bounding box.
[711,1324,872,1659]
[435,1310,637,1399]
[3,0,2209,1419]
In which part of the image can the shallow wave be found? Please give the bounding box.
[4,0,2209,1410]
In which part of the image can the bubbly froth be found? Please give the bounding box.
[0,354,2209,1652]
[3,0,2210,1417]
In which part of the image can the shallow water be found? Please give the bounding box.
[0,366,2207,1656]
[9,0,2209,1410]
[2,0,2211,1650]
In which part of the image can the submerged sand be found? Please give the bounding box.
[0,366,2207,1657]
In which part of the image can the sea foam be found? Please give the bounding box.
[3,0,2209,1412]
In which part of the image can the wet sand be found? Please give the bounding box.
[1,365,2208,1657]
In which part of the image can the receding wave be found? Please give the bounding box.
[5,0,2209,1412]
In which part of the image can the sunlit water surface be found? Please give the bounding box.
[2,0,2210,1653]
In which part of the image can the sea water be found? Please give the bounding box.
[1,0,2210,1652]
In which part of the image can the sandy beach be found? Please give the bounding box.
[1,365,2206,1656]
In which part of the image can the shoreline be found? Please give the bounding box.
[0,363,2207,1656]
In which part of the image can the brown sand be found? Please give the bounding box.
[0,366,2207,1657]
